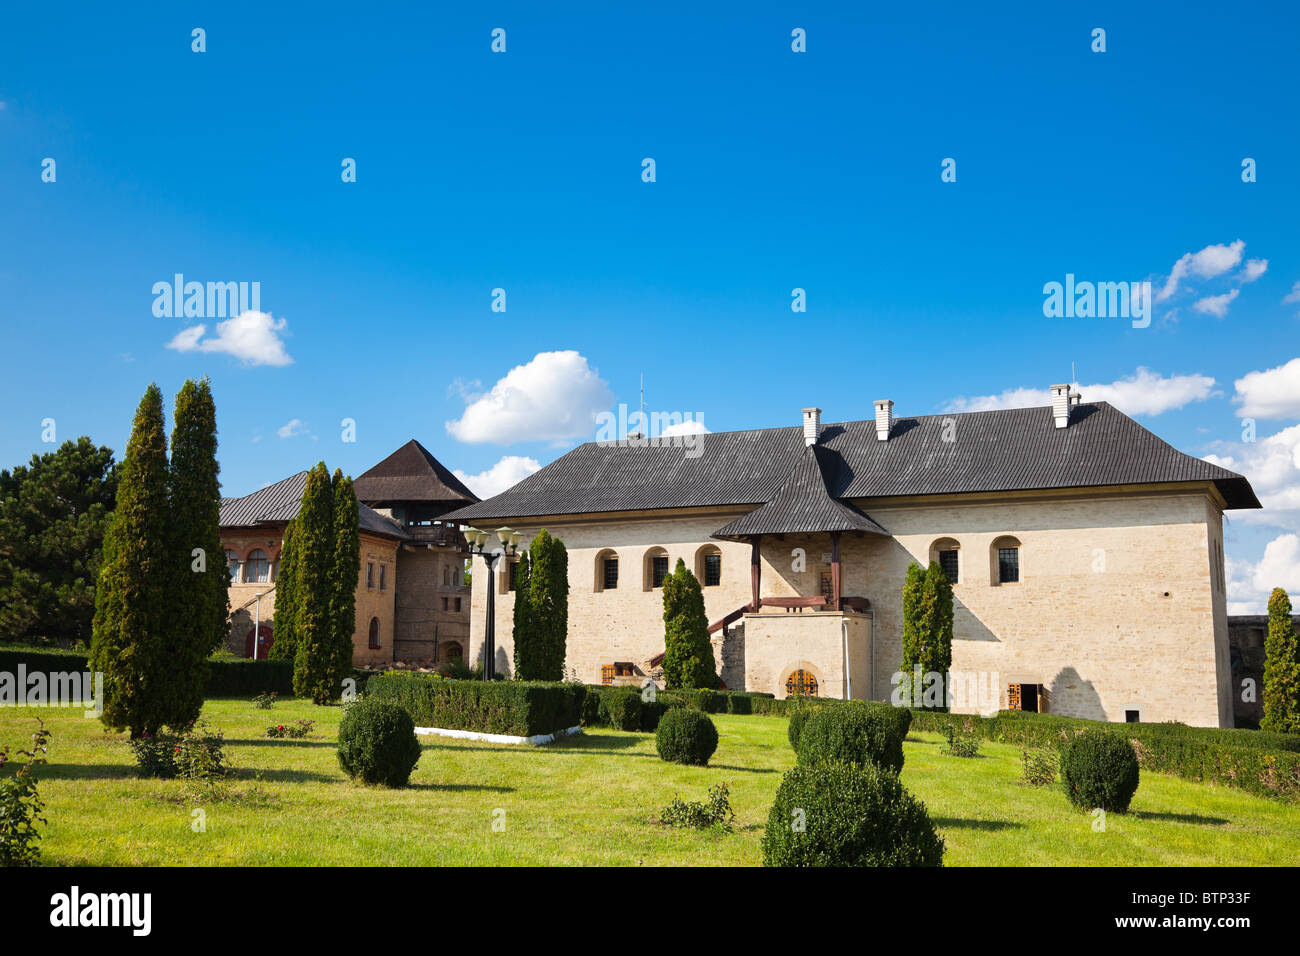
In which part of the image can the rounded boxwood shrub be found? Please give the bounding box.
[600,687,643,731]
[1059,729,1140,813]
[337,697,422,787]
[655,708,719,765]
[788,706,814,751]
[762,761,944,867]
[640,693,686,732]
[884,704,913,741]
[797,704,904,774]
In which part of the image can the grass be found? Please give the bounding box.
[4,699,1299,866]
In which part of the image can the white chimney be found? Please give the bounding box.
[802,407,821,446]
[1051,384,1071,428]
[874,400,894,441]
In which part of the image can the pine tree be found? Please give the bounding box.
[521,530,569,681]
[267,519,299,661]
[1261,587,1300,734]
[511,551,534,678]
[899,561,926,706]
[0,437,118,646]
[328,471,361,690]
[164,378,226,727]
[292,463,336,702]
[89,385,172,736]
[662,559,717,689]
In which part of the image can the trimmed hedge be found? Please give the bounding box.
[796,703,904,774]
[762,760,944,867]
[0,648,295,697]
[337,697,422,787]
[600,687,643,731]
[909,709,1300,803]
[365,672,584,737]
[655,708,719,765]
[1060,729,1140,813]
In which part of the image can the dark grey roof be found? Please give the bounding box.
[353,440,478,506]
[714,445,891,539]
[219,472,407,539]
[442,402,1261,523]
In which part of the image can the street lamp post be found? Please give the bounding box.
[462,526,521,680]
[253,591,267,660]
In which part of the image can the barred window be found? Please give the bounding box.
[785,669,818,697]
[651,555,670,588]
[998,547,1019,583]
[603,557,619,590]
[938,549,959,584]
[703,553,722,587]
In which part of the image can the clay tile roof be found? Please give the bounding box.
[442,402,1261,523]
[352,439,479,506]
[219,471,406,540]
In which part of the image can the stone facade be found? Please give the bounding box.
[467,484,1235,727]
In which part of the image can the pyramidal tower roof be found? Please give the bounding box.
[352,439,479,506]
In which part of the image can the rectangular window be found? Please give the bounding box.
[454,597,462,613]
[603,557,619,590]
[379,565,387,591]
[1125,710,1140,723]
[651,555,669,588]
[938,549,959,584]
[601,664,615,686]
[1008,683,1039,712]
[998,548,1019,584]
[508,561,518,591]
[441,597,448,611]
[704,553,722,587]
[366,563,375,589]
[819,569,833,599]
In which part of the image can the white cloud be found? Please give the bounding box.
[945,367,1216,417]
[1232,357,1300,419]
[1204,423,1300,531]
[1284,282,1300,306]
[1192,289,1239,318]
[277,418,310,439]
[454,455,542,499]
[1241,258,1268,282]
[1157,239,1245,301]
[445,350,613,444]
[660,419,711,437]
[1227,534,1300,613]
[165,311,293,366]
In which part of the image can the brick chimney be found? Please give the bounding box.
[802,407,821,446]
[874,399,894,441]
[1051,384,1071,428]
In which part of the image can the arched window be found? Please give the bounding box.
[929,538,960,584]
[991,536,1022,585]
[245,549,270,584]
[368,617,381,649]
[225,549,242,583]
[594,549,619,592]
[785,669,819,698]
[442,566,451,586]
[271,553,281,582]
[695,545,722,587]
[644,547,669,591]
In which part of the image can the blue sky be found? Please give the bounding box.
[1,1,1298,610]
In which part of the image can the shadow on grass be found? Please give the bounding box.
[708,764,778,774]
[227,738,336,748]
[1132,810,1229,826]
[233,768,342,784]
[31,762,136,781]
[932,817,1026,832]
[411,782,515,794]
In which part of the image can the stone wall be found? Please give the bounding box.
[392,544,471,663]
[465,487,1231,726]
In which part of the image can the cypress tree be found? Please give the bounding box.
[292,463,336,702]
[90,384,172,736]
[511,551,534,678]
[328,471,361,689]
[919,561,953,710]
[1261,588,1300,734]
[899,561,926,706]
[662,558,717,689]
[164,377,226,727]
[267,519,299,661]
[518,530,569,681]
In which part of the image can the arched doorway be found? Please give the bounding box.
[244,623,274,659]
[785,668,819,697]
[439,641,463,662]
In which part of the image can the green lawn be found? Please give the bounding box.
[5,698,1299,866]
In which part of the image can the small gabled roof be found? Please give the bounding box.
[352,439,479,506]
[713,445,891,540]
[219,471,406,540]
